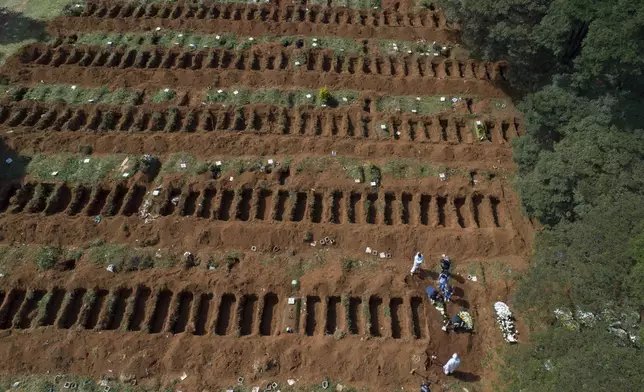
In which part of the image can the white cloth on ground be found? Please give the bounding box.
[443,353,460,375]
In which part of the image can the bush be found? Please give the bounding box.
[62,3,85,17]
[35,247,60,270]
[77,144,93,155]
[139,154,160,175]
[318,87,331,104]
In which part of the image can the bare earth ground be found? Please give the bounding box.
[0,1,532,391]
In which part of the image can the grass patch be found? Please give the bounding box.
[309,0,381,9]
[34,246,60,270]
[0,0,70,63]
[0,374,363,392]
[263,251,329,281]
[205,87,358,108]
[151,88,176,103]
[382,158,442,179]
[157,152,199,181]
[86,243,179,271]
[0,245,35,275]
[375,95,457,115]
[0,245,82,274]
[75,32,363,55]
[13,84,142,105]
[158,153,290,182]
[21,153,138,183]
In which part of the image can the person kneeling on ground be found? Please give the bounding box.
[440,254,451,273]
[443,310,473,332]
[425,286,444,304]
[410,252,424,275]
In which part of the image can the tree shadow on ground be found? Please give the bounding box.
[0,8,47,45]
[0,136,30,183]
[0,8,47,61]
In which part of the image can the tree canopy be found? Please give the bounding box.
[438,0,644,389]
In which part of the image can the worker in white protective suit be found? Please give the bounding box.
[443,353,460,375]
[410,252,424,275]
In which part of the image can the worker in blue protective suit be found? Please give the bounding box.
[442,285,454,302]
[438,272,449,291]
[425,286,444,304]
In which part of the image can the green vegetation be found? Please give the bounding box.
[75,32,363,54]
[375,95,458,115]
[309,0,381,9]
[382,159,442,179]
[34,247,59,270]
[73,31,447,56]
[0,0,70,63]
[440,0,644,390]
[0,245,82,274]
[155,154,466,185]
[0,153,139,183]
[86,243,179,271]
[151,88,176,103]
[0,374,363,392]
[206,87,358,108]
[318,87,332,105]
[8,84,142,105]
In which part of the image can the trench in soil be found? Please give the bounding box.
[0,289,26,329]
[39,288,65,326]
[194,293,213,336]
[149,289,173,333]
[305,295,321,336]
[390,297,403,339]
[171,291,194,333]
[58,288,86,329]
[238,294,257,336]
[128,286,151,331]
[215,293,236,336]
[259,292,278,336]
[348,297,362,335]
[16,290,46,329]
[84,289,108,329]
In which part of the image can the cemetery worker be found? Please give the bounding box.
[425,286,444,304]
[443,353,461,375]
[410,252,425,275]
[447,313,465,331]
[420,381,431,392]
[442,285,454,302]
[440,254,451,273]
[438,272,449,290]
